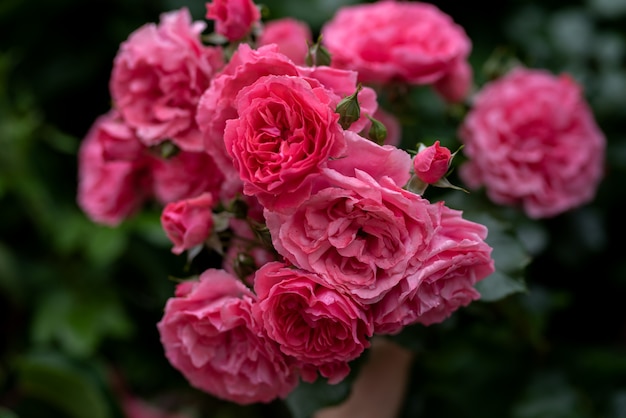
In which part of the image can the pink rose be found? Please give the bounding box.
[224,74,347,212]
[433,58,473,103]
[110,8,224,152]
[265,169,441,303]
[196,44,378,187]
[321,1,471,86]
[149,150,225,205]
[161,192,214,254]
[326,130,411,187]
[413,140,452,184]
[77,112,151,226]
[459,67,606,218]
[94,109,145,162]
[253,262,373,384]
[206,0,261,41]
[196,44,300,183]
[374,205,494,333]
[257,18,312,65]
[157,269,298,404]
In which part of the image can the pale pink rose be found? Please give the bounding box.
[110,8,224,152]
[321,1,471,87]
[265,169,441,303]
[413,140,452,184]
[161,192,214,254]
[459,67,606,218]
[224,74,347,212]
[196,44,300,183]
[433,58,473,103]
[149,150,225,205]
[206,0,261,41]
[77,112,151,226]
[257,18,312,65]
[373,205,494,333]
[157,269,298,404]
[253,262,373,384]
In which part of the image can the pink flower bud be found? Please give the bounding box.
[413,141,452,184]
[160,192,214,254]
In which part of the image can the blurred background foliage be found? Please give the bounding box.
[0,0,625,417]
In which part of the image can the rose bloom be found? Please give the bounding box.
[321,2,471,91]
[253,262,373,384]
[157,269,298,404]
[161,192,214,254]
[110,8,224,152]
[413,140,452,184]
[77,111,151,226]
[257,18,313,65]
[206,0,261,41]
[459,67,606,219]
[265,169,441,303]
[94,109,145,162]
[373,205,494,333]
[223,74,347,212]
[196,43,377,189]
[149,150,226,205]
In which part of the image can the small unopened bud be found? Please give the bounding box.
[233,252,257,281]
[151,140,180,159]
[306,35,332,67]
[367,115,387,145]
[336,84,363,130]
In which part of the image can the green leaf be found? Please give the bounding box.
[16,352,111,418]
[286,377,352,418]
[0,407,19,418]
[475,270,527,302]
[31,288,133,357]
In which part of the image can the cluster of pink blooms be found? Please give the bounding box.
[76,0,605,406]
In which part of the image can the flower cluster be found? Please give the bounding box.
[77,0,605,406]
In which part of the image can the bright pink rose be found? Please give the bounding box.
[265,169,441,303]
[373,205,494,333]
[433,58,473,103]
[77,112,151,226]
[157,269,298,404]
[206,0,261,41]
[110,8,224,152]
[161,192,214,254]
[149,150,225,205]
[224,74,347,212]
[459,67,606,218]
[196,44,300,183]
[413,140,452,184]
[257,18,312,65]
[321,1,471,87]
[253,262,373,384]
[196,44,378,187]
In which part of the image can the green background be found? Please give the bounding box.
[1,0,625,417]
